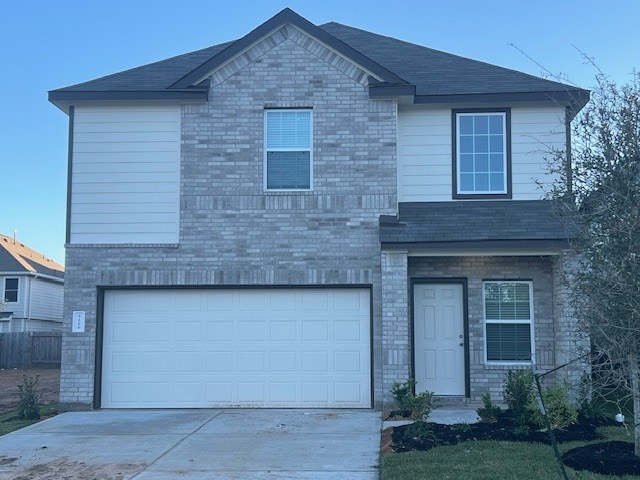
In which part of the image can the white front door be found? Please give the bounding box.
[414,283,465,395]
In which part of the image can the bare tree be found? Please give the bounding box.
[553,72,640,456]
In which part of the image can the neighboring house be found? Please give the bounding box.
[49,9,590,410]
[0,234,64,332]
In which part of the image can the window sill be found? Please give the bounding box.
[484,362,532,369]
[453,193,512,200]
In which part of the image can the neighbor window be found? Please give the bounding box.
[4,278,18,303]
[265,109,312,190]
[483,281,533,363]
[454,110,510,198]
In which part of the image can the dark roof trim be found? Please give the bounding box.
[381,239,570,251]
[414,90,590,108]
[48,89,208,103]
[368,82,416,99]
[170,8,408,89]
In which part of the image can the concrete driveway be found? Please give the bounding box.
[0,409,381,479]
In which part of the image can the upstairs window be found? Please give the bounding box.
[4,278,18,303]
[484,281,533,363]
[453,110,511,198]
[265,110,312,190]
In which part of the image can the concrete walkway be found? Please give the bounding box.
[0,409,381,479]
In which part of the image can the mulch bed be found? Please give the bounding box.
[388,411,639,477]
[562,441,640,476]
[391,412,604,452]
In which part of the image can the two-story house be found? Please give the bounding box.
[0,234,64,332]
[49,9,589,410]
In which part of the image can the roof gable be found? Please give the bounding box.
[200,23,375,92]
[170,8,406,90]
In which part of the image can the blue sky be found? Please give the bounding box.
[2,0,638,265]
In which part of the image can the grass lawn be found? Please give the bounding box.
[0,404,60,436]
[381,425,640,480]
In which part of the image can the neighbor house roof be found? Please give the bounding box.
[380,201,578,251]
[49,8,589,112]
[0,235,64,279]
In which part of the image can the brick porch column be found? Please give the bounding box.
[381,250,410,407]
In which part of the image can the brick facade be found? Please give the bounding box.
[61,26,397,408]
[59,23,584,411]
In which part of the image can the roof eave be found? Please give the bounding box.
[413,90,590,111]
[368,82,416,103]
[381,238,572,253]
[48,89,209,114]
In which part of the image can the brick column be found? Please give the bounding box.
[553,253,590,401]
[381,250,410,408]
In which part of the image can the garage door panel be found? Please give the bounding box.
[302,383,329,403]
[269,322,296,341]
[206,292,234,311]
[238,292,266,311]
[206,351,233,371]
[206,322,233,341]
[302,291,330,310]
[334,290,365,310]
[269,291,297,310]
[102,288,371,408]
[269,351,296,371]
[334,321,362,341]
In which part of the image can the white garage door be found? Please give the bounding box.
[101,288,371,408]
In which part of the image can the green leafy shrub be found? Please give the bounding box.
[504,370,536,427]
[17,375,40,420]
[530,384,578,431]
[403,420,435,442]
[477,392,502,423]
[391,379,416,417]
[391,380,436,421]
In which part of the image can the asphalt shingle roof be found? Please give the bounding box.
[320,23,584,98]
[380,201,577,246]
[49,10,587,106]
[52,42,232,93]
[0,235,64,279]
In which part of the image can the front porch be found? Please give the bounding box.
[378,201,588,408]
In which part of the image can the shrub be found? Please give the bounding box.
[530,384,578,431]
[403,420,435,442]
[477,392,502,423]
[17,375,40,420]
[391,379,416,417]
[504,370,536,427]
[391,380,436,422]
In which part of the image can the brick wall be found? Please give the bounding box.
[61,25,397,408]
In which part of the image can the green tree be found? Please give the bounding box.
[552,72,640,456]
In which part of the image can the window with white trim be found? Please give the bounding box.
[483,281,533,363]
[4,278,18,303]
[454,110,510,197]
[264,110,312,190]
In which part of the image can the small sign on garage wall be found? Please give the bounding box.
[72,311,86,333]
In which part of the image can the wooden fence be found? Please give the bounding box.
[0,332,62,369]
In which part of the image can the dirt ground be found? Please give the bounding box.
[0,368,60,414]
